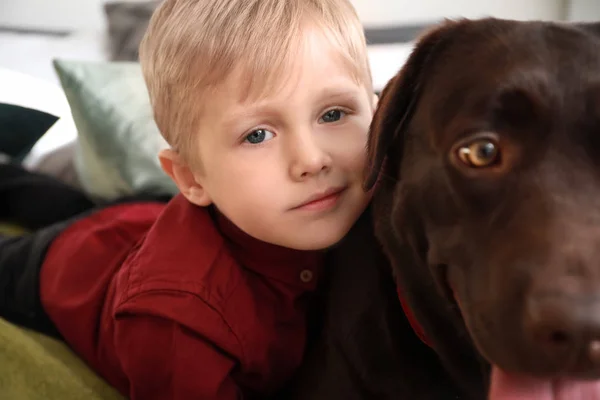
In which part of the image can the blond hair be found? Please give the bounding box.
[139,0,372,162]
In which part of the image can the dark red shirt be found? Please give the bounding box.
[40,194,324,399]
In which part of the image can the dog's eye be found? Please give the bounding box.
[456,139,500,168]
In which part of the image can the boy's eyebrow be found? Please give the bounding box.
[316,86,362,100]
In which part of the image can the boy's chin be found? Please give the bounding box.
[286,209,369,250]
[277,226,354,251]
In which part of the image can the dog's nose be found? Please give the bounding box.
[525,294,600,368]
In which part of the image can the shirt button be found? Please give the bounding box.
[300,269,313,283]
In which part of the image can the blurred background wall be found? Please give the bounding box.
[1,0,597,86]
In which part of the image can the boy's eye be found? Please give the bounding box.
[244,129,274,144]
[319,109,346,123]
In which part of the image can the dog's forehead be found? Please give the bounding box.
[437,20,600,77]
[428,22,600,96]
[417,20,600,144]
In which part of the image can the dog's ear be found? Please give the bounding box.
[364,20,466,190]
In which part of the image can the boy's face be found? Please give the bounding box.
[169,29,374,250]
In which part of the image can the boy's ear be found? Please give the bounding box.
[159,149,212,206]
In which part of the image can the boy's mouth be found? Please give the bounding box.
[292,186,346,211]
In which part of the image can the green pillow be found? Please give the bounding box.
[53,60,178,201]
[0,318,124,399]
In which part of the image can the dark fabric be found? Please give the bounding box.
[0,103,59,162]
[0,222,70,338]
[0,163,171,230]
[0,162,95,230]
[0,162,93,337]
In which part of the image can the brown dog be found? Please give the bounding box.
[282,17,600,400]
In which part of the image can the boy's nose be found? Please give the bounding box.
[288,135,332,180]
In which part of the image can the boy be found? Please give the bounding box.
[0,0,376,398]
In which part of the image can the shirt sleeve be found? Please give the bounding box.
[113,313,242,400]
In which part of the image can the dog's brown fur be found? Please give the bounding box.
[280,17,600,400]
